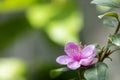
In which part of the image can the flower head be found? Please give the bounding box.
[56,42,97,70]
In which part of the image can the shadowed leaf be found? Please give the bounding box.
[84,62,108,80]
[109,34,120,47]
[103,18,118,27]
[50,67,69,78]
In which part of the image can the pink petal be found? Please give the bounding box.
[56,55,73,65]
[64,42,81,58]
[81,45,95,58]
[81,56,94,66]
[91,58,98,65]
[67,61,81,70]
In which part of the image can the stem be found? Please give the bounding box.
[114,19,120,35]
[100,19,120,61]
[102,49,111,62]
[77,69,81,80]
[99,47,109,62]
[77,68,85,80]
[110,48,120,54]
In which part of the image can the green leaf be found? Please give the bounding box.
[98,12,119,19]
[91,0,120,8]
[103,17,118,27]
[50,67,69,78]
[108,34,120,47]
[96,5,111,12]
[84,62,108,80]
[98,12,119,28]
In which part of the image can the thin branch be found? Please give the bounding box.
[110,48,120,54]
[114,19,120,35]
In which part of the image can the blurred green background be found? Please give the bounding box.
[0,0,120,80]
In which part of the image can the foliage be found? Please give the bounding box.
[1,0,120,80]
[0,0,83,80]
[91,0,120,8]
[26,1,83,45]
[0,0,83,47]
[109,34,120,47]
[50,67,69,78]
[84,62,108,80]
[53,0,120,80]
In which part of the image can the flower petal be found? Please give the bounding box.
[56,55,73,65]
[64,42,81,58]
[67,61,81,70]
[81,45,95,58]
[81,56,94,66]
[91,58,98,64]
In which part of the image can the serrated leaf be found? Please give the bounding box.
[50,67,69,78]
[91,0,120,8]
[98,12,119,19]
[108,34,120,47]
[84,62,108,80]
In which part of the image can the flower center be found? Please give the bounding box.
[73,56,81,62]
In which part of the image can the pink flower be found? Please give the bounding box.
[56,42,97,70]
